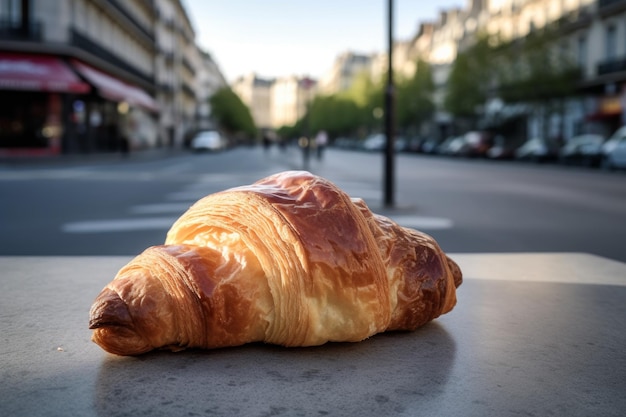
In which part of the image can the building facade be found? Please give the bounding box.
[270,75,316,129]
[396,0,626,142]
[317,52,372,95]
[0,0,225,155]
[231,73,273,131]
[195,50,227,132]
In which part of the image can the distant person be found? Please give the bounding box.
[315,130,328,160]
[119,135,130,157]
[262,134,271,153]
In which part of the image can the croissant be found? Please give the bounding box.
[89,170,462,355]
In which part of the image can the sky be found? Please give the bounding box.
[183,0,465,83]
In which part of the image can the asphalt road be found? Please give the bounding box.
[1,145,625,263]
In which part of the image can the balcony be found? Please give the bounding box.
[597,57,626,76]
[182,56,195,75]
[0,19,43,42]
[598,0,626,17]
[159,82,174,95]
[182,81,195,98]
[104,0,154,43]
[599,0,625,8]
[71,29,154,87]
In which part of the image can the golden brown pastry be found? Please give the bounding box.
[89,171,462,355]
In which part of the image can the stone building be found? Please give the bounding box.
[0,0,225,155]
[270,75,316,129]
[316,52,372,95]
[231,73,273,131]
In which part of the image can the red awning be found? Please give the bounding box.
[71,60,159,112]
[0,53,90,93]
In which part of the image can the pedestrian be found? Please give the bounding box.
[315,130,328,160]
[262,133,271,153]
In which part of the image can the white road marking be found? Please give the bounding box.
[129,203,191,214]
[62,217,178,233]
[389,215,454,230]
[61,214,454,233]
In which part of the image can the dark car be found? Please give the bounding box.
[461,131,493,157]
[486,135,517,160]
[420,137,442,154]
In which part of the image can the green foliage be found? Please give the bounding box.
[276,120,304,141]
[209,87,257,139]
[396,59,435,132]
[444,28,581,121]
[341,70,381,110]
[308,94,363,138]
[276,58,437,140]
[444,35,494,118]
[496,29,581,103]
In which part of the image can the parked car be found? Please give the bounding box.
[558,134,605,166]
[601,126,626,170]
[190,130,227,152]
[515,137,560,162]
[362,133,386,151]
[419,137,442,154]
[460,131,494,157]
[436,136,466,156]
[486,135,517,160]
[333,137,361,150]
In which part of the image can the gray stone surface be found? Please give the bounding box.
[1,253,625,416]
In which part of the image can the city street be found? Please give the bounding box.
[1,145,625,262]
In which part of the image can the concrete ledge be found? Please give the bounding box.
[1,253,625,416]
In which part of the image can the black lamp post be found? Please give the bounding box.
[384,0,395,207]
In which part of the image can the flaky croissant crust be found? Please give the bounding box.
[89,171,462,355]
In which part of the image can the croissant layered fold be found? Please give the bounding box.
[89,171,462,355]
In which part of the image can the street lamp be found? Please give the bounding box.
[384,0,395,208]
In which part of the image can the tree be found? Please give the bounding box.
[497,28,580,103]
[209,87,257,140]
[308,94,362,138]
[495,26,582,140]
[444,35,494,122]
[396,58,435,134]
[284,69,386,141]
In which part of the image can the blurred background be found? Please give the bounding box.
[0,0,625,262]
[1,0,626,159]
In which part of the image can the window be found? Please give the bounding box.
[606,25,617,61]
[0,0,21,23]
[577,35,587,70]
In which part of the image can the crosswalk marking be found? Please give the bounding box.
[62,217,178,233]
[129,203,192,214]
[388,215,454,230]
[60,178,455,234]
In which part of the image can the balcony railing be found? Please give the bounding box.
[71,28,154,87]
[105,0,154,43]
[0,19,43,41]
[597,57,626,76]
[599,0,625,8]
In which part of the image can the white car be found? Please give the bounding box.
[601,126,626,170]
[362,134,386,151]
[190,130,226,152]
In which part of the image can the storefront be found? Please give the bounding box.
[70,60,159,152]
[0,52,90,155]
[0,52,160,155]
